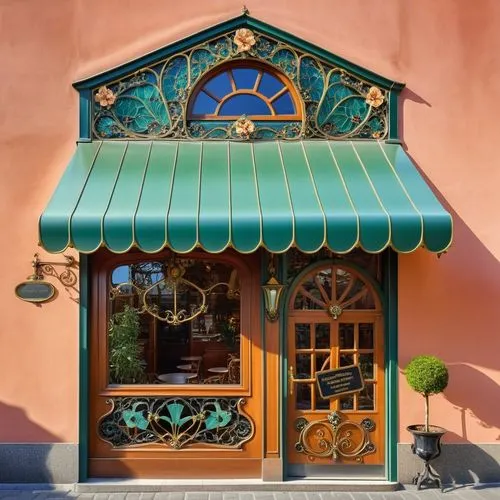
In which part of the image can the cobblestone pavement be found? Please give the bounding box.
[0,487,500,500]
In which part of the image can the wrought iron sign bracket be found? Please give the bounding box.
[15,253,78,304]
[31,253,78,287]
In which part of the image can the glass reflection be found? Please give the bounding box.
[339,323,354,349]
[296,354,311,379]
[315,384,330,410]
[359,323,374,349]
[315,323,330,349]
[340,353,354,367]
[295,323,311,349]
[315,353,329,373]
[296,384,311,410]
[340,394,354,410]
[108,258,241,386]
[359,353,374,380]
[359,384,374,410]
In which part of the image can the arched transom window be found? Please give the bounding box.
[188,62,302,121]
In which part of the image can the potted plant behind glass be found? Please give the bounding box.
[404,355,449,490]
[108,305,146,384]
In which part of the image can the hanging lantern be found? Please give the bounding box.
[262,275,285,322]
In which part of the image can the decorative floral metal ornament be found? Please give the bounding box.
[92,27,389,140]
[110,260,238,325]
[234,116,255,138]
[328,304,343,320]
[95,86,116,108]
[98,397,255,449]
[365,86,384,108]
[294,411,376,462]
[234,28,256,53]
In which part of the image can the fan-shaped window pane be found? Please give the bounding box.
[274,92,295,114]
[232,68,259,89]
[258,72,285,98]
[204,72,232,99]
[192,92,218,115]
[220,94,271,116]
[189,64,301,121]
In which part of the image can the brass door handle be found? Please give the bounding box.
[288,365,295,396]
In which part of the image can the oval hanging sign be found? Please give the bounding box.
[15,279,56,303]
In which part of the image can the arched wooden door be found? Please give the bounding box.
[286,262,385,478]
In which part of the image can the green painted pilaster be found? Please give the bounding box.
[279,252,288,478]
[384,249,399,482]
[388,90,401,143]
[79,89,92,142]
[78,254,89,481]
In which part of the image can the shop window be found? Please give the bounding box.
[108,257,241,386]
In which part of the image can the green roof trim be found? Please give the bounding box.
[74,14,404,92]
[39,140,452,255]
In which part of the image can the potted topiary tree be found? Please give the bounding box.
[404,355,449,490]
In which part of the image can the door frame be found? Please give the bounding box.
[279,251,398,482]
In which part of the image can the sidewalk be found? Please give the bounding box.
[0,486,500,500]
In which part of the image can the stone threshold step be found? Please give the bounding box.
[75,480,400,493]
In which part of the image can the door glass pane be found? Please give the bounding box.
[339,323,354,349]
[340,353,354,367]
[359,353,374,380]
[341,276,376,310]
[296,383,311,410]
[339,394,354,410]
[296,354,311,379]
[293,269,330,310]
[359,384,374,410]
[359,323,374,349]
[295,323,311,349]
[315,323,330,349]
[315,353,330,373]
[315,384,330,410]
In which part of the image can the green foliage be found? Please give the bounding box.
[405,355,449,397]
[219,317,237,350]
[108,305,146,384]
[405,355,449,431]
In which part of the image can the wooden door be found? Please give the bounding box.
[286,263,385,478]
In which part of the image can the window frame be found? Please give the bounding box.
[187,60,303,121]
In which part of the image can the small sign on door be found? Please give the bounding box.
[316,365,364,399]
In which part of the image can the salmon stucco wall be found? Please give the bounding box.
[0,0,499,446]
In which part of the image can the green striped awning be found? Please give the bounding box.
[39,140,452,254]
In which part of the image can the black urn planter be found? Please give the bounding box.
[407,425,446,490]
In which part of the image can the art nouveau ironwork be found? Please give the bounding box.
[15,253,78,304]
[110,259,239,325]
[92,28,388,141]
[294,411,376,462]
[98,396,254,449]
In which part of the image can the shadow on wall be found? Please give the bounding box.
[0,401,58,484]
[431,432,500,485]
[444,363,500,442]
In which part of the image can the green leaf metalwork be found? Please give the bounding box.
[271,49,298,80]
[92,28,388,140]
[159,402,193,427]
[299,56,324,102]
[98,397,254,449]
[205,402,232,430]
[122,408,149,431]
[161,56,189,101]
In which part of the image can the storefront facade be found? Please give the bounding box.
[1,1,499,487]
